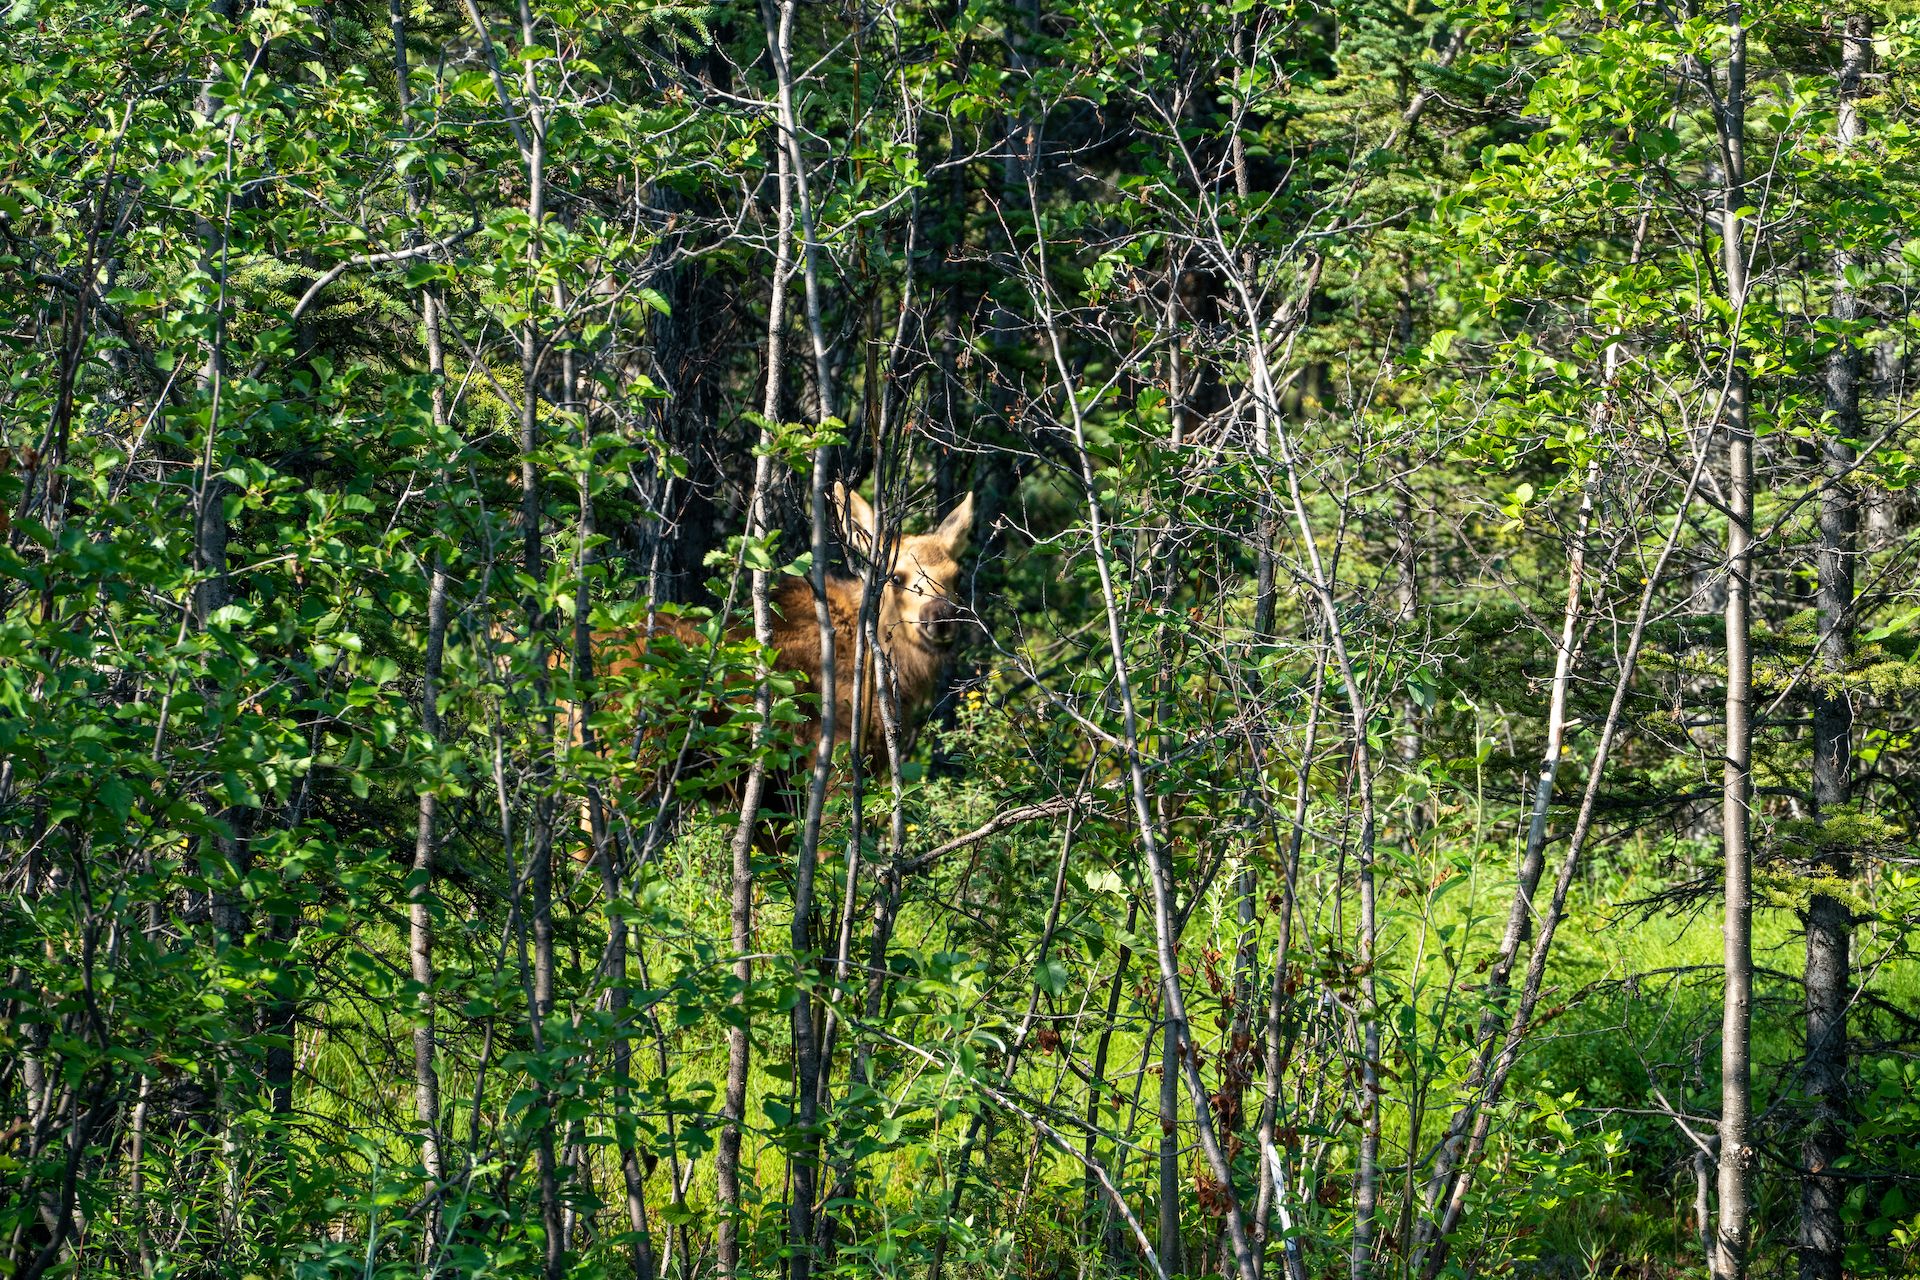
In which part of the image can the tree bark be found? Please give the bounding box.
[189,6,265,1235]
[1083,898,1139,1267]
[1414,213,1648,1265]
[1251,641,1324,1280]
[574,458,660,1280]
[1713,15,1754,1279]
[715,90,796,1276]
[1157,1010,1184,1277]
[1035,191,1263,1280]
[455,0,563,1268]
[390,7,448,1257]
[1800,17,1869,1280]
[761,0,836,1268]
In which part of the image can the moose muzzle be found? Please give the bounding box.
[920,595,964,645]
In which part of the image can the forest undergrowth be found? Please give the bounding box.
[6,0,1920,1277]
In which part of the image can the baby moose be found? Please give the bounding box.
[753,484,975,757]
[585,486,975,815]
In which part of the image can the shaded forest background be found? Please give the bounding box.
[5,0,1920,1276]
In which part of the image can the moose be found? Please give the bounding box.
[755,484,975,755]
[576,486,977,837]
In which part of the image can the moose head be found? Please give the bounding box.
[832,484,975,657]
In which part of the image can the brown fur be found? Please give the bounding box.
[585,487,974,796]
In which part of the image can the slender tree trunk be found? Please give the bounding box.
[1713,16,1755,1279]
[191,5,237,641]
[811,496,882,1269]
[1157,1013,1184,1276]
[413,541,449,1195]
[716,98,796,1277]
[411,383,451,1257]
[390,7,447,1257]
[1035,193,1263,1280]
[128,1072,153,1273]
[1418,439,1718,1280]
[1414,213,1648,1265]
[1083,898,1138,1266]
[1800,18,1869,1280]
[1150,289,1193,1275]
[573,459,660,1280]
[1220,250,1270,1254]
[1252,640,1324,1280]
[762,1,837,1268]
[714,514,773,1276]
[1696,1145,1716,1261]
[189,7,264,1235]
[1414,463,1595,1246]
[1391,452,1422,832]
[470,0,561,1270]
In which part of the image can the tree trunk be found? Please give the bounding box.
[189,4,260,1236]
[762,0,836,1268]
[464,0,563,1269]
[1083,898,1138,1267]
[1414,209,1649,1267]
[1713,14,1754,1279]
[1157,1012,1184,1277]
[1800,17,1869,1280]
[1252,640,1324,1280]
[716,93,795,1275]
[1040,225,1263,1280]
[389,9,448,1257]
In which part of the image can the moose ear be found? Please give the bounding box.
[934,492,975,555]
[832,482,877,558]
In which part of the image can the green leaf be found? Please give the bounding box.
[1034,958,1071,997]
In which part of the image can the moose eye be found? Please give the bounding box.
[891,572,909,589]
